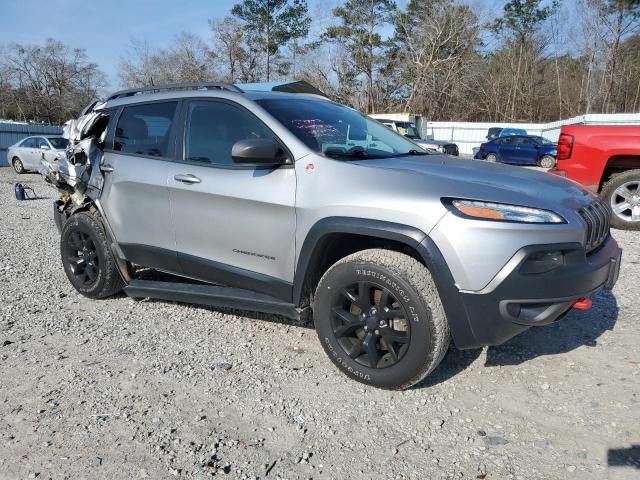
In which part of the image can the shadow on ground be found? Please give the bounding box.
[417,289,618,388]
[485,289,618,366]
[608,445,640,469]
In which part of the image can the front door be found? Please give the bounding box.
[21,137,41,169]
[99,101,182,273]
[167,99,297,301]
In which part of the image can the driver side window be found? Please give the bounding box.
[35,137,49,149]
[183,101,273,166]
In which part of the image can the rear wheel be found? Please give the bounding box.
[539,155,555,169]
[60,211,124,298]
[313,249,450,390]
[485,153,497,162]
[12,157,24,174]
[601,169,640,230]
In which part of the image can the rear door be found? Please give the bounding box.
[496,136,517,162]
[99,101,182,273]
[167,99,297,300]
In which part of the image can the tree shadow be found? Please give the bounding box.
[485,289,618,367]
[608,445,640,469]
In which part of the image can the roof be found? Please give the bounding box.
[103,80,328,108]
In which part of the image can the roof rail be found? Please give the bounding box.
[106,82,244,101]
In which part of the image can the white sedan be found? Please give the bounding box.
[7,135,68,174]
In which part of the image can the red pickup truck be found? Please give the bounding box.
[552,125,640,230]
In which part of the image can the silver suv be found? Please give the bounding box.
[46,82,622,390]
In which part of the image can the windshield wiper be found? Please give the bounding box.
[324,148,380,160]
[395,149,430,157]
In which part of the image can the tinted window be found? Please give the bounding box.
[21,138,36,148]
[48,137,69,149]
[184,101,273,166]
[115,102,177,157]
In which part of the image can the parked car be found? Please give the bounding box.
[45,82,621,390]
[474,135,557,168]
[551,125,640,230]
[377,118,459,156]
[485,127,528,140]
[499,127,528,137]
[7,135,68,173]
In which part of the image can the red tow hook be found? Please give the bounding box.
[572,297,592,310]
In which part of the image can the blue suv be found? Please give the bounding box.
[475,135,557,168]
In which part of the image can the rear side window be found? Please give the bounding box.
[114,102,177,157]
[21,138,36,148]
[183,101,273,166]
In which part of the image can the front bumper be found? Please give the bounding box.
[453,235,621,348]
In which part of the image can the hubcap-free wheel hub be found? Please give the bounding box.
[610,181,640,224]
[330,281,410,369]
[64,231,100,286]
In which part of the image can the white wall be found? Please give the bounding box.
[424,113,640,155]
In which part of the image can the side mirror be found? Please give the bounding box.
[40,144,50,150]
[232,138,288,165]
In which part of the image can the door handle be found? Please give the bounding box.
[101,164,115,172]
[174,174,201,184]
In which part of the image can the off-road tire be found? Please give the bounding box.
[313,249,450,390]
[539,155,555,169]
[60,211,124,298]
[601,169,640,230]
[485,153,497,162]
[12,157,25,174]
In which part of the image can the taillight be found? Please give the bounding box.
[480,143,486,150]
[557,133,574,160]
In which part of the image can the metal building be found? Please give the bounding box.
[0,122,63,167]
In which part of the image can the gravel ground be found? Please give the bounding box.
[1,168,638,480]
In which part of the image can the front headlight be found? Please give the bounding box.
[446,199,566,224]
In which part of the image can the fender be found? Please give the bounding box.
[293,217,477,348]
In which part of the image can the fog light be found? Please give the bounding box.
[520,251,564,274]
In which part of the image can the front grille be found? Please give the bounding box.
[578,200,611,253]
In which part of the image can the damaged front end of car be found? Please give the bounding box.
[39,101,110,232]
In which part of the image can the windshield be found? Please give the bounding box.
[48,137,69,149]
[256,98,428,159]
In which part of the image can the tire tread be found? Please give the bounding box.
[315,248,450,390]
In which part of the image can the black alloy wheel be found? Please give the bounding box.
[63,231,100,287]
[331,280,411,369]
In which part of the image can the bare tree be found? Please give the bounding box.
[0,39,106,123]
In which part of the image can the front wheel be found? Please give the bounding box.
[601,169,640,230]
[60,211,124,298]
[485,153,498,162]
[539,155,556,169]
[12,157,25,174]
[313,249,450,390]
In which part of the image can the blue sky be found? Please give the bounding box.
[1,0,530,88]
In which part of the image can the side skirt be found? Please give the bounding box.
[123,279,304,320]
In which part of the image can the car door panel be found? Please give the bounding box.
[168,99,297,298]
[99,101,180,272]
[23,138,40,169]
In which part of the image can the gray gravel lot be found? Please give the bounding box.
[1,168,638,479]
